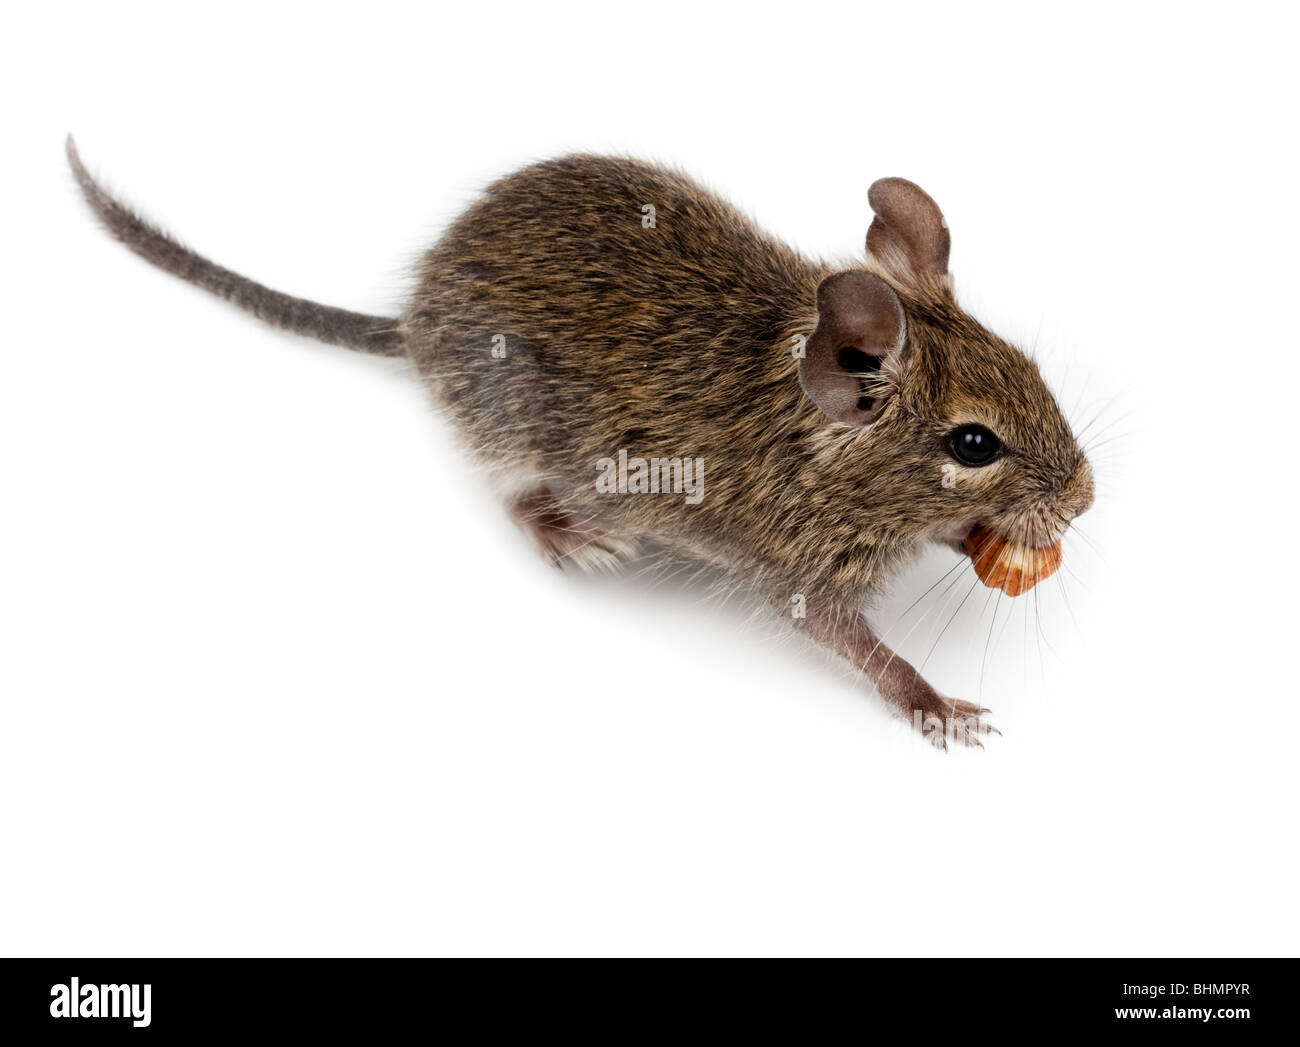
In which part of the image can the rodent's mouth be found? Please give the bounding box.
[963,524,1062,597]
[933,519,979,554]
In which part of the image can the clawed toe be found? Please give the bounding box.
[912,698,1000,750]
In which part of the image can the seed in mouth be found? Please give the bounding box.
[964,525,1062,596]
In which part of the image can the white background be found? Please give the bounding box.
[3,2,1296,957]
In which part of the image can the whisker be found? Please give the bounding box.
[919,574,982,677]
[1066,524,1111,573]
[1050,570,1076,642]
[867,553,973,669]
[979,588,1005,704]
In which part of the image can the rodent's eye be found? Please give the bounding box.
[946,424,1002,467]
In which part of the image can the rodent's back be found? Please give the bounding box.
[403,156,823,492]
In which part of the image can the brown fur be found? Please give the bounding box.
[68,143,1094,749]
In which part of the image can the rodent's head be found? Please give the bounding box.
[797,178,1093,567]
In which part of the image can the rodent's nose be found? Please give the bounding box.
[1065,458,1095,519]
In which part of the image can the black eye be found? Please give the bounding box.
[946,424,1002,467]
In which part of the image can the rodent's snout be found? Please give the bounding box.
[972,452,1092,559]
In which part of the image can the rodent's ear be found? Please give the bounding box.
[866,177,951,287]
[799,271,906,426]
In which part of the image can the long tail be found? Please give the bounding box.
[66,136,404,356]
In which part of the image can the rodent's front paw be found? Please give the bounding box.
[911,697,999,751]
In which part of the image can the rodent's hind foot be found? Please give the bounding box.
[508,488,637,574]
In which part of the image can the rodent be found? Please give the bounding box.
[66,137,1094,749]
